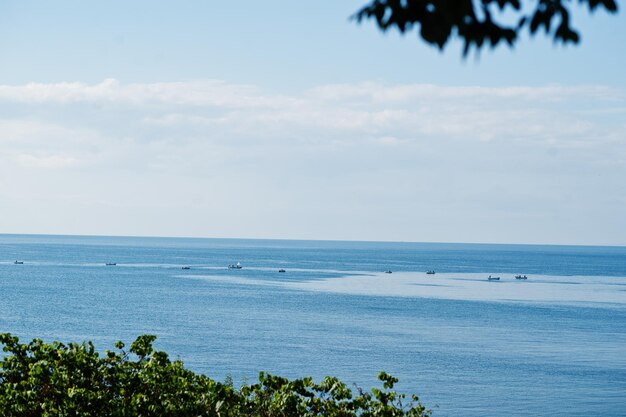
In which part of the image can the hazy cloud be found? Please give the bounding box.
[1,80,624,244]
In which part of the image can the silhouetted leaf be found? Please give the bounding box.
[353,0,618,55]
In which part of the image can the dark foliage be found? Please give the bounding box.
[353,0,619,55]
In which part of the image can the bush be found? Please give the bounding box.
[0,333,431,417]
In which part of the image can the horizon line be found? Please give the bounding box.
[1,232,624,249]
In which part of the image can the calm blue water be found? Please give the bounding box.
[1,234,625,416]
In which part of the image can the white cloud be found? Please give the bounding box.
[0,78,295,108]
[307,82,619,103]
[16,154,78,169]
[0,79,623,150]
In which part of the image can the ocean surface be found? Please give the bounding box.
[1,234,625,416]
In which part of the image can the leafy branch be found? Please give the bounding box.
[352,0,619,55]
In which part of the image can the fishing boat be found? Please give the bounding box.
[14,260,24,265]
[228,262,242,269]
[105,263,116,266]
[278,269,286,273]
[515,275,528,280]
[182,266,191,270]
[426,270,435,275]
[487,275,500,281]
[385,270,392,274]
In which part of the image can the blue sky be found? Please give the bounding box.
[0,1,625,245]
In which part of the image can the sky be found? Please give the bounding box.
[0,1,624,245]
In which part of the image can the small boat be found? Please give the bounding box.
[105,263,116,266]
[278,269,286,273]
[228,262,242,269]
[487,275,500,281]
[515,275,528,280]
[385,270,392,274]
[14,260,24,265]
[182,266,191,270]
[426,270,435,275]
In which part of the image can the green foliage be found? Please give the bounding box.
[0,333,431,417]
[353,0,619,55]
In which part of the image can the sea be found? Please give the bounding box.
[1,234,625,416]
